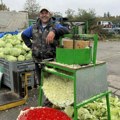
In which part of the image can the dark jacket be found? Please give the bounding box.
[21,18,69,62]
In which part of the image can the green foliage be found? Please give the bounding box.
[24,0,40,19]
[65,8,119,37]
[65,8,96,32]
[0,3,9,11]
[65,8,75,21]
[112,16,120,25]
[90,25,115,40]
[77,9,96,30]
[53,12,62,17]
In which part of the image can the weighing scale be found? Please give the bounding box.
[38,27,111,120]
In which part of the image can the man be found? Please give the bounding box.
[21,7,69,86]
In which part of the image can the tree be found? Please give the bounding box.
[53,12,62,17]
[77,9,96,31]
[24,0,40,19]
[112,16,120,26]
[107,12,110,17]
[65,8,75,21]
[0,3,9,11]
[104,12,107,18]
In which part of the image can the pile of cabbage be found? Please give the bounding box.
[64,96,120,120]
[43,74,74,107]
[0,33,32,62]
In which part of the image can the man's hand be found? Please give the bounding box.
[46,31,55,44]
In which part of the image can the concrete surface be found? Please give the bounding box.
[97,41,120,97]
[0,41,120,120]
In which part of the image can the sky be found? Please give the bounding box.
[2,0,120,17]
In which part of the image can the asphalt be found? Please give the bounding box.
[0,40,120,120]
[97,41,120,97]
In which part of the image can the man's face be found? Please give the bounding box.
[39,10,51,24]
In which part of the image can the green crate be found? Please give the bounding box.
[56,48,92,65]
[57,34,98,65]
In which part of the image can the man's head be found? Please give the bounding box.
[39,7,51,24]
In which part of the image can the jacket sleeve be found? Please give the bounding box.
[21,33,32,49]
[52,24,69,39]
[21,26,33,49]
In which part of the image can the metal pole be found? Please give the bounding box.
[106,93,111,120]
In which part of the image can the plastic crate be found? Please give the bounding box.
[0,59,35,90]
[57,34,98,65]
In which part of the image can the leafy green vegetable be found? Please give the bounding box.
[64,95,120,120]
[0,33,32,61]
[42,74,74,107]
[18,55,25,61]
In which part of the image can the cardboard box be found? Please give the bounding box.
[62,39,90,49]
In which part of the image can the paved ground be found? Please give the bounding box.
[97,41,120,97]
[0,41,120,120]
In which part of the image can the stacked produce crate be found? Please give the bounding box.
[0,33,35,91]
[0,58,35,90]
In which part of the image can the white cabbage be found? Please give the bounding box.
[42,74,74,107]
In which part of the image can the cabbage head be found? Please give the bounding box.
[3,48,11,55]
[25,52,32,60]
[18,55,25,61]
[16,33,22,41]
[20,49,26,55]
[0,52,4,58]
[4,34,13,39]
[15,45,23,49]
[6,43,13,48]
[5,55,17,62]
[22,44,30,51]
[14,39,21,45]
[10,48,22,57]
[0,48,3,52]
[0,41,6,47]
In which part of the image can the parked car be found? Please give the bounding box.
[97,21,113,28]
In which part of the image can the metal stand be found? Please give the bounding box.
[38,61,111,120]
